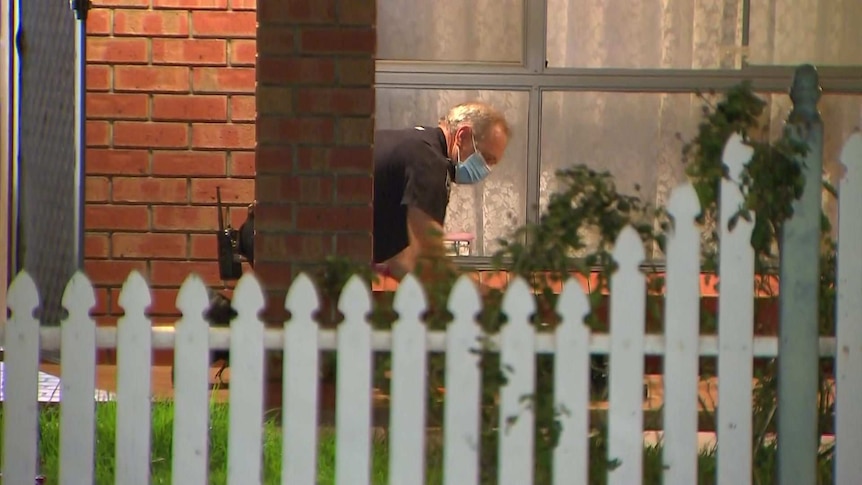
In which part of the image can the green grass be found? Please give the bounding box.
[1,401,438,485]
[0,401,835,484]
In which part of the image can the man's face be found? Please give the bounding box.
[459,123,509,167]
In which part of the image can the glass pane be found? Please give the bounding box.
[546,0,745,69]
[375,89,530,256]
[376,0,524,63]
[541,91,862,254]
[541,92,701,214]
[748,0,862,66]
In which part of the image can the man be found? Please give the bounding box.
[373,101,512,281]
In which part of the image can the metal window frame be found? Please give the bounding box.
[377,64,862,92]
[0,0,13,295]
[74,6,86,269]
[374,0,862,253]
[6,0,20,278]
[7,0,19,278]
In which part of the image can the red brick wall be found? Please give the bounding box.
[84,0,257,325]
[84,0,376,336]
[255,0,376,323]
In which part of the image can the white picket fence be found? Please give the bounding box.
[1,132,861,484]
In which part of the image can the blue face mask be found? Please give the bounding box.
[454,135,491,185]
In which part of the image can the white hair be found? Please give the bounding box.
[441,101,511,141]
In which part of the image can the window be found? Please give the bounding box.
[748,1,862,66]
[377,0,525,64]
[375,0,862,259]
[546,0,746,69]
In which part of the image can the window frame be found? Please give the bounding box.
[374,0,862,265]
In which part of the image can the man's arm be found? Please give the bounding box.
[382,205,494,295]
[406,205,445,256]
[404,205,458,282]
[407,207,499,297]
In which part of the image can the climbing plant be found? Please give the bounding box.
[311,81,838,483]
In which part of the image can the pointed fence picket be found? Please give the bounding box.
[607,226,648,485]
[443,276,483,485]
[3,132,862,485]
[661,183,703,485]
[716,133,756,485]
[552,279,592,485]
[282,274,321,485]
[335,275,374,485]
[227,273,266,485]
[498,277,537,485]
[115,271,153,485]
[171,275,213,484]
[59,272,97,485]
[3,272,41,485]
[835,131,862,483]
[388,275,429,485]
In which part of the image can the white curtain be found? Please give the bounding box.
[376,0,862,255]
[748,0,862,66]
[377,0,523,64]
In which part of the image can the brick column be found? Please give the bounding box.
[85,0,257,360]
[255,0,376,322]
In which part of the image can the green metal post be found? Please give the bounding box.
[778,64,823,485]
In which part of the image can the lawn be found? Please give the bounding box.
[0,400,834,484]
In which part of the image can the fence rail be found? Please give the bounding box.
[2,127,862,482]
[0,325,842,357]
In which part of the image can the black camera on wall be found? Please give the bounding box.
[216,187,254,281]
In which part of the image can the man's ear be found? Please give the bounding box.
[455,125,470,146]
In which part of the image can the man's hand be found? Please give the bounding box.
[406,206,447,258]
[468,272,497,297]
[403,206,459,284]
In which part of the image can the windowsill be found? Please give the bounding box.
[371,264,781,298]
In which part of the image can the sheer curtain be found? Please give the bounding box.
[376,0,862,255]
[748,0,862,66]
[543,0,861,237]
[542,0,744,223]
[377,0,523,64]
